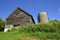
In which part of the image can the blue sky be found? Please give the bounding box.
[0,0,60,23]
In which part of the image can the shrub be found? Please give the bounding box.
[19,20,60,33]
[7,27,17,32]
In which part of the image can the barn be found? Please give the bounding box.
[6,7,35,26]
[4,7,35,32]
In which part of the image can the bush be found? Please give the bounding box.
[7,28,17,32]
[19,20,60,33]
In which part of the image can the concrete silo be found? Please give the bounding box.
[38,12,48,23]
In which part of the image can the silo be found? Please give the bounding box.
[38,12,48,23]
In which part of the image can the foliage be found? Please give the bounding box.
[0,31,60,40]
[7,27,17,32]
[19,20,60,33]
[0,18,5,31]
[0,19,60,40]
[28,32,60,39]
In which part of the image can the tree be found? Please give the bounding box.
[0,18,5,31]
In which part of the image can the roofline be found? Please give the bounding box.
[6,7,33,20]
[6,8,18,20]
[17,7,32,16]
[17,7,35,23]
[31,16,35,24]
[6,7,35,23]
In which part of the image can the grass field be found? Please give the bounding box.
[0,31,60,40]
[0,31,39,40]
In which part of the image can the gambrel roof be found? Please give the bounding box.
[6,7,35,23]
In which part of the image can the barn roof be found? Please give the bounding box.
[6,7,35,23]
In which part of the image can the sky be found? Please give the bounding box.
[0,0,60,23]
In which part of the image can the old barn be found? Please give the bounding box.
[6,7,35,27]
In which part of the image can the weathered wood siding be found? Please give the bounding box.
[6,8,35,26]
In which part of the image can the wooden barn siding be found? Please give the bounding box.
[6,11,33,26]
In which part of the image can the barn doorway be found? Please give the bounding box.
[13,24,20,27]
[13,24,20,29]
